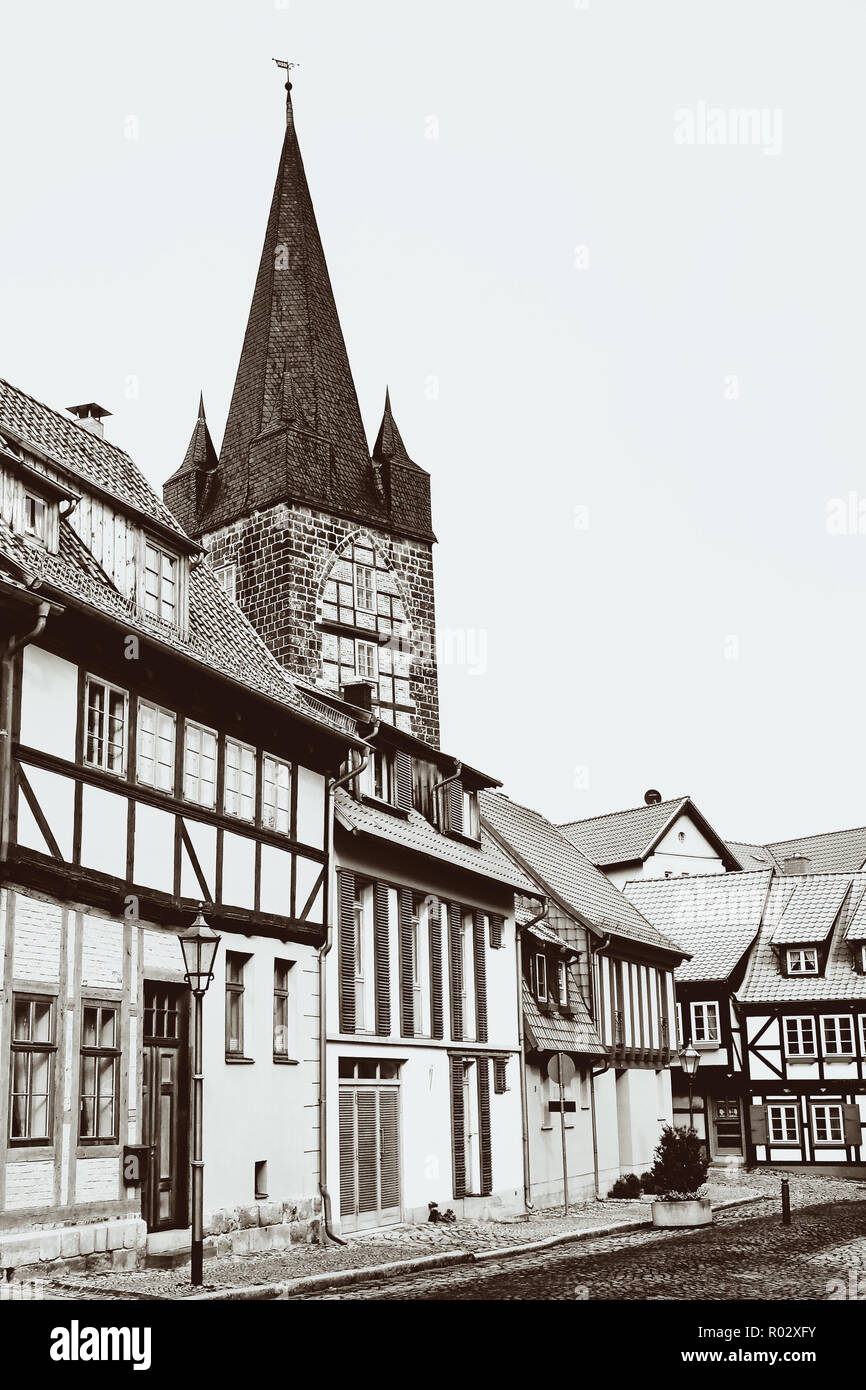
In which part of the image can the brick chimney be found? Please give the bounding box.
[67,403,111,439]
[782,855,811,875]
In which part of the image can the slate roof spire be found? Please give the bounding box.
[162,393,219,535]
[372,387,419,470]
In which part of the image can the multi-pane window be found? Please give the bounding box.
[84,676,127,776]
[143,541,178,624]
[535,953,548,1004]
[353,886,374,1032]
[787,947,818,976]
[691,1001,720,1044]
[136,700,176,792]
[224,738,256,821]
[225,953,248,1057]
[214,563,237,602]
[784,1016,816,1057]
[79,1005,119,1142]
[354,563,375,613]
[356,640,377,681]
[184,721,217,808]
[23,492,47,541]
[273,960,292,1059]
[262,755,291,833]
[767,1103,799,1144]
[860,1014,866,1057]
[557,960,569,1008]
[812,1103,844,1144]
[9,995,55,1143]
[822,1015,854,1057]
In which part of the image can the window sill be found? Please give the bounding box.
[441,830,483,850]
[359,794,410,820]
[693,1041,720,1050]
[225,1055,255,1065]
[273,1056,299,1066]
[786,1054,817,1062]
[824,1055,856,1063]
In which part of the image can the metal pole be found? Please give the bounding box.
[557,1053,569,1216]
[688,1078,694,1131]
[781,1176,791,1226]
[191,989,204,1285]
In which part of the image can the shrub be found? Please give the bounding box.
[649,1125,708,1201]
[639,1170,656,1195]
[608,1172,642,1199]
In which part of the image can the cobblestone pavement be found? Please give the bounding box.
[298,1199,866,1301]
[42,1169,865,1300]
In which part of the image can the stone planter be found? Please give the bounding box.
[651,1198,712,1229]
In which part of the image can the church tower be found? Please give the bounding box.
[164,76,440,747]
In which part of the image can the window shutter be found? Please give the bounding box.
[373,882,391,1036]
[356,1090,378,1218]
[378,1089,401,1213]
[450,1056,466,1200]
[478,1059,492,1197]
[488,914,504,950]
[394,751,413,810]
[749,1104,768,1146]
[338,870,356,1033]
[447,780,463,833]
[448,903,463,1041]
[429,898,444,1039]
[493,1057,508,1094]
[399,886,415,1038]
[338,1088,356,1218]
[473,910,488,1043]
[843,1103,862,1148]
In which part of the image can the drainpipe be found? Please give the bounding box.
[430,759,462,830]
[516,900,548,1212]
[318,722,379,1245]
[589,932,612,1201]
[0,599,51,862]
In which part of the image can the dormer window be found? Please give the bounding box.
[534,953,548,1004]
[557,960,569,1008]
[360,747,393,805]
[787,947,819,976]
[23,492,47,542]
[144,540,178,624]
[214,562,237,602]
[462,789,480,840]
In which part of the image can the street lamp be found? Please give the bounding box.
[178,906,221,1286]
[679,1044,701,1132]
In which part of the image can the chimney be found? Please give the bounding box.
[67,403,112,439]
[783,855,811,876]
[341,681,373,713]
[644,789,662,806]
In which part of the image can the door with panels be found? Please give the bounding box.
[141,982,190,1231]
[338,1059,401,1232]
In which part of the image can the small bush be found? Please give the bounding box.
[608,1172,642,1199]
[639,1170,656,1194]
[649,1125,708,1200]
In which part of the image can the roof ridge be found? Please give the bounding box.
[558,796,688,832]
[0,377,133,465]
[623,867,772,888]
[768,824,866,847]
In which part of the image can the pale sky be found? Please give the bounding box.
[2,0,865,845]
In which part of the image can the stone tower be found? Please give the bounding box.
[165,79,440,747]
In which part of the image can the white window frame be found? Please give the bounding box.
[262,754,291,834]
[860,1013,866,1058]
[691,1000,720,1045]
[462,789,480,840]
[767,1103,799,1144]
[223,737,256,822]
[822,1014,854,1058]
[786,947,818,976]
[783,1015,816,1058]
[353,884,375,1033]
[136,700,176,793]
[143,539,179,624]
[811,1102,844,1145]
[411,897,431,1039]
[557,959,569,1008]
[354,562,376,614]
[461,911,477,1041]
[183,720,217,809]
[535,952,548,1005]
[23,491,47,542]
[356,639,378,682]
[675,1002,683,1047]
[83,675,128,777]
[214,562,237,602]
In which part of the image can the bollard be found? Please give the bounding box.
[781,1176,791,1226]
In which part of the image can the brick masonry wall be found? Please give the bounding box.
[202,501,441,748]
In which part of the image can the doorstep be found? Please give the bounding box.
[145,1228,194,1270]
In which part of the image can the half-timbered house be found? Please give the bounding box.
[0,377,361,1278]
[558,792,740,889]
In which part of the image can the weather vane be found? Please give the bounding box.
[273,58,300,87]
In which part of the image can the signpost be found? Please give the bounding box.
[547,1052,577,1215]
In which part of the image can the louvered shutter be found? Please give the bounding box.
[394,751,413,810]
[843,1103,863,1148]
[478,1059,493,1196]
[356,1090,379,1217]
[429,898,444,1039]
[493,1058,508,1094]
[473,910,488,1043]
[338,1089,356,1218]
[450,1056,466,1199]
[488,914,504,950]
[749,1104,768,1145]
[338,871,356,1033]
[399,886,415,1038]
[449,904,464,1041]
[447,780,463,833]
[373,882,391,1036]
[378,1090,401,1215]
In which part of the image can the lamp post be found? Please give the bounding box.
[178,907,221,1286]
[679,1044,701,1132]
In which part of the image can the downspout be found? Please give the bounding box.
[0,599,50,863]
[430,759,462,829]
[516,900,548,1212]
[318,721,379,1245]
[589,932,612,1201]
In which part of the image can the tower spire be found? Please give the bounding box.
[273,58,299,127]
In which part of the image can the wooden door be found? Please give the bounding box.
[711,1097,745,1158]
[141,983,189,1231]
[338,1083,401,1232]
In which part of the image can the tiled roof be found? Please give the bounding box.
[526,919,577,952]
[334,789,536,893]
[0,378,189,541]
[727,841,783,871]
[522,978,606,1057]
[558,797,688,866]
[481,792,687,957]
[766,826,866,874]
[624,872,772,982]
[769,875,850,946]
[738,873,866,1003]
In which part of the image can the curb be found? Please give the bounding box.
[186,1249,472,1301]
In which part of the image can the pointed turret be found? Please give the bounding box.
[164,394,220,536]
[372,389,434,541]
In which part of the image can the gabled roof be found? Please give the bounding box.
[624,871,772,982]
[480,792,688,958]
[769,876,850,946]
[334,789,536,894]
[726,840,783,871]
[558,795,739,871]
[738,872,866,1003]
[522,976,606,1057]
[765,826,866,875]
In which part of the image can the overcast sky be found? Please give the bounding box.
[2,0,865,845]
